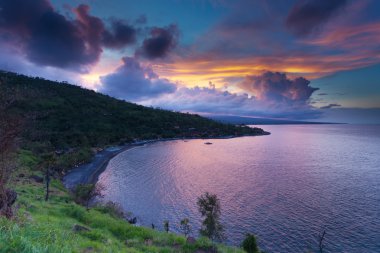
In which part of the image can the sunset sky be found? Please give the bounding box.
[1,0,380,123]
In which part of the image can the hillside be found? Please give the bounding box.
[0,70,264,252]
[0,70,267,173]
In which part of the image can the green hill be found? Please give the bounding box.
[0,70,264,252]
[0,70,267,172]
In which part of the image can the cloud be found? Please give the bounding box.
[99,57,176,101]
[137,24,179,59]
[0,0,137,70]
[144,84,322,120]
[320,103,341,109]
[286,0,348,36]
[238,72,319,108]
[102,19,137,49]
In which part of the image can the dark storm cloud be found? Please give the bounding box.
[100,57,176,101]
[102,20,136,49]
[138,24,179,59]
[0,0,137,70]
[320,103,341,109]
[239,72,319,107]
[286,0,348,36]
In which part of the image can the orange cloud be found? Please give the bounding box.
[152,51,380,89]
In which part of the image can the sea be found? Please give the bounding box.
[97,125,380,252]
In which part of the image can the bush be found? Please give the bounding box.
[242,233,259,253]
[95,201,125,219]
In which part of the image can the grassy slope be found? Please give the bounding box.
[0,151,244,253]
[0,71,255,252]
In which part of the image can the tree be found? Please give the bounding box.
[0,83,21,218]
[197,192,225,241]
[318,230,326,253]
[74,183,104,210]
[242,233,259,253]
[41,153,56,202]
[164,220,169,233]
[180,218,191,237]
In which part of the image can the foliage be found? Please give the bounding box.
[180,218,191,237]
[0,70,267,174]
[0,82,21,218]
[0,168,245,253]
[242,233,259,253]
[95,201,126,219]
[197,192,225,242]
[73,183,104,210]
[164,220,169,233]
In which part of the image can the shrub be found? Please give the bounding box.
[242,233,259,253]
[95,201,125,219]
[197,192,225,241]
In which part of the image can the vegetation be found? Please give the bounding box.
[197,192,225,242]
[0,70,266,252]
[180,218,191,237]
[74,183,104,210]
[241,234,259,253]
[0,70,267,175]
[0,161,244,253]
[164,220,170,233]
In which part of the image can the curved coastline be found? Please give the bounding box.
[62,133,270,190]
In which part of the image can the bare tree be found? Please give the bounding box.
[41,153,56,201]
[318,230,326,253]
[0,83,21,218]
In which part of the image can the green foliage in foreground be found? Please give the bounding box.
[1,164,245,253]
[242,234,259,253]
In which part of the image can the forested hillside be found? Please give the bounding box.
[0,70,267,173]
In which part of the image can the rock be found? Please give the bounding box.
[186,236,197,244]
[72,224,90,232]
[30,175,43,183]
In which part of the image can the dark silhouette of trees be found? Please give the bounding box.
[319,230,326,253]
[164,220,169,233]
[0,83,21,218]
[42,153,56,201]
[242,233,259,253]
[197,192,225,241]
[180,218,191,237]
[73,183,104,210]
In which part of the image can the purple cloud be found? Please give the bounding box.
[100,57,176,101]
[137,24,179,59]
[238,72,319,108]
[144,84,322,120]
[102,19,137,49]
[286,0,348,36]
[320,103,341,109]
[0,0,137,70]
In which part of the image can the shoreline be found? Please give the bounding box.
[62,133,269,190]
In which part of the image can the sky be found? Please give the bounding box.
[0,0,380,123]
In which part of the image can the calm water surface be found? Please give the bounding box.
[98,125,380,252]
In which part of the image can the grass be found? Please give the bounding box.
[1,153,245,253]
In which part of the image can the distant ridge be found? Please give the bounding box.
[208,115,339,125]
